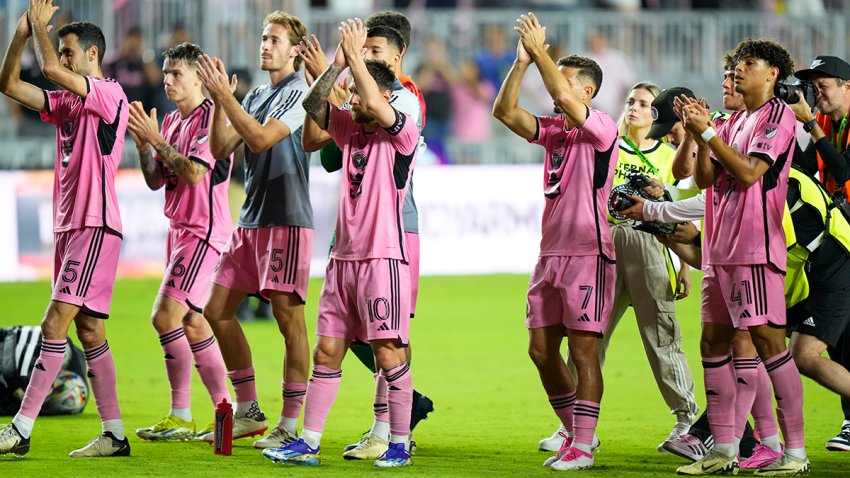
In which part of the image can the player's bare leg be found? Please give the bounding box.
[204,285,267,440]
[255,291,310,448]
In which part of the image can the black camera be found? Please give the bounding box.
[607,170,677,235]
[774,80,816,106]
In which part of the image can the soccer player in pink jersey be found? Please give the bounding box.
[492,13,618,470]
[0,2,130,458]
[125,42,232,442]
[196,11,312,448]
[677,39,809,476]
[263,18,418,468]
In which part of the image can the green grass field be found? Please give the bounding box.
[0,274,847,476]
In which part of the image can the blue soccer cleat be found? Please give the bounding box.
[374,442,412,467]
[262,437,320,466]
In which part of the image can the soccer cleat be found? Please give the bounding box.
[0,424,30,457]
[374,442,412,467]
[662,433,710,462]
[826,420,850,451]
[203,414,268,442]
[543,431,571,467]
[135,415,196,441]
[262,438,320,465]
[68,432,131,457]
[539,425,568,452]
[543,431,601,467]
[550,446,594,471]
[342,432,388,460]
[253,423,297,449]
[194,422,214,441]
[675,449,738,475]
[752,453,810,477]
[410,392,434,431]
[740,444,783,469]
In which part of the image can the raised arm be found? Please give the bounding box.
[303,33,347,130]
[127,102,207,186]
[679,97,721,188]
[0,12,48,111]
[29,0,88,99]
[519,13,588,128]
[302,80,349,152]
[197,55,288,155]
[492,39,537,141]
[340,19,397,128]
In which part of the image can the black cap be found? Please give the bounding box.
[794,56,850,81]
[647,87,695,140]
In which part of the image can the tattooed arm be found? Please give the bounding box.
[127,101,208,186]
[303,63,344,131]
[150,140,208,186]
[137,144,165,190]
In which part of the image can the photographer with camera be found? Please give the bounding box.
[786,55,850,452]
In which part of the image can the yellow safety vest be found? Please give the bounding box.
[785,165,850,306]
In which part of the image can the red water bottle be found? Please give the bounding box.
[214,398,232,455]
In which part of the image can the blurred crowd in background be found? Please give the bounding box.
[1,0,849,166]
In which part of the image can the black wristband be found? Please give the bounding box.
[803,119,818,133]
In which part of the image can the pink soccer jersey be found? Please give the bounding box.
[529,109,619,259]
[704,97,795,270]
[156,99,233,250]
[40,77,129,235]
[326,104,419,261]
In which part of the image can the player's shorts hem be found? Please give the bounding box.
[185,299,203,314]
[260,287,305,305]
[81,304,109,320]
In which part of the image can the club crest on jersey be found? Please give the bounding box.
[550,150,564,169]
[765,125,778,139]
[62,119,74,136]
[352,151,368,170]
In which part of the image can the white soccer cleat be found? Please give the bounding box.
[550,446,594,471]
[539,425,567,452]
[253,423,297,449]
[0,424,29,457]
[68,432,130,457]
[343,433,389,460]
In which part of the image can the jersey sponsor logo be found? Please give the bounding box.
[756,142,772,151]
[764,125,778,139]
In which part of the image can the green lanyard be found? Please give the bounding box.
[620,136,658,176]
[831,113,848,150]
